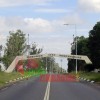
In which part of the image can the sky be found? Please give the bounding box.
[0,0,100,70]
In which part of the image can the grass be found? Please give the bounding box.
[24,69,46,76]
[0,69,46,88]
[70,71,100,82]
[78,72,100,82]
[0,71,22,87]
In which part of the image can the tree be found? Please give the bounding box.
[0,65,1,71]
[29,43,56,73]
[77,37,91,71]
[68,36,90,72]
[3,30,26,68]
[68,59,76,72]
[23,42,43,70]
[30,42,42,55]
[88,22,100,69]
[40,57,55,73]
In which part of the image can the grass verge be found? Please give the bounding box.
[78,72,100,82]
[0,71,22,87]
[0,69,46,88]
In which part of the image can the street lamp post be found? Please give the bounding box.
[46,57,47,73]
[50,60,52,74]
[27,34,30,56]
[64,24,78,74]
[61,59,62,73]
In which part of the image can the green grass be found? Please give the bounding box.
[24,69,46,76]
[70,71,100,82]
[0,71,22,87]
[78,72,100,82]
[0,69,46,88]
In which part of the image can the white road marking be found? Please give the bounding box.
[44,75,51,100]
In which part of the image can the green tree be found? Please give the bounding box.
[30,42,42,55]
[77,36,90,71]
[40,57,55,73]
[88,22,100,69]
[68,59,76,72]
[68,36,90,72]
[3,30,26,68]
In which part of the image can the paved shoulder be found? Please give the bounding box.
[0,76,47,100]
[50,82,100,100]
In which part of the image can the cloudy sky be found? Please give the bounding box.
[0,0,100,70]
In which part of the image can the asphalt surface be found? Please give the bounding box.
[0,76,47,100]
[50,82,100,100]
[0,74,100,100]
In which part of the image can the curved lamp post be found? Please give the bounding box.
[64,24,78,74]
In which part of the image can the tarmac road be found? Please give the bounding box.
[0,74,100,100]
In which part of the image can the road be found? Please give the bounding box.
[0,74,100,100]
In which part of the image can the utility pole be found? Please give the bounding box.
[61,59,62,73]
[64,24,78,74]
[46,57,47,73]
[27,34,30,56]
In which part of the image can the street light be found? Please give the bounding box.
[27,34,30,56]
[61,59,62,73]
[64,24,78,74]
[46,57,48,73]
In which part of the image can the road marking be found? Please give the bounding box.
[44,75,51,100]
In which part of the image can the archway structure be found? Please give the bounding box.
[5,53,92,73]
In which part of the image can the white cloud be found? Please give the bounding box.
[0,34,6,40]
[60,14,85,24]
[0,14,84,35]
[34,8,71,13]
[0,0,59,7]
[36,37,72,54]
[0,17,53,34]
[0,34,6,45]
[0,15,86,53]
[78,0,100,12]
[24,18,53,33]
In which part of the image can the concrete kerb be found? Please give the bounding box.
[5,75,32,84]
[79,76,95,83]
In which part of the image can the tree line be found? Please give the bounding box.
[68,22,100,72]
[0,29,59,73]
